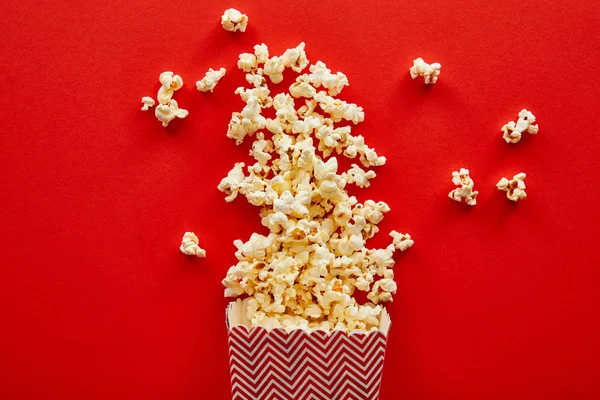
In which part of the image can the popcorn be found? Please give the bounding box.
[221,8,248,32]
[155,99,188,128]
[308,61,349,96]
[254,44,269,64]
[237,53,258,73]
[289,75,317,98]
[196,68,226,92]
[218,42,413,332]
[448,168,478,206]
[141,96,155,111]
[390,231,414,252]
[264,56,285,84]
[502,109,539,144]
[282,42,309,73]
[342,164,376,188]
[180,232,206,258]
[157,71,183,104]
[497,172,527,201]
[409,57,441,84]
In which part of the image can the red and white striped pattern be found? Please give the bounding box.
[227,325,389,400]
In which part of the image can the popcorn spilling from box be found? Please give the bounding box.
[218,42,413,334]
[448,168,478,206]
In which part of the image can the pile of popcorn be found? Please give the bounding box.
[218,42,413,332]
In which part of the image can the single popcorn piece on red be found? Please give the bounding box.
[141,96,155,111]
[196,68,226,92]
[180,232,206,258]
[501,109,538,144]
[157,71,184,104]
[497,172,527,201]
[409,57,441,84]
[221,8,248,32]
[449,168,478,206]
[155,99,188,128]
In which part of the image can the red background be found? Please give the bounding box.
[1,0,599,399]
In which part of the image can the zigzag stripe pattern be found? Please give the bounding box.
[228,326,389,400]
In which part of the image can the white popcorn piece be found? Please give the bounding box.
[282,42,309,73]
[308,61,349,96]
[390,231,414,252]
[409,57,441,84]
[254,44,269,64]
[141,96,155,111]
[264,56,285,84]
[342,164,376,188]
[238,53,258,73]
[154,99,188,128]
[289,75,317,98]
[218,44,414,333]
[157,71,184,104]
[497,172,527,201]
[448,168,478,206]
[196,68,226,92]
[180,232,206,258]
[221,8,248,32]
[502,109,538,144]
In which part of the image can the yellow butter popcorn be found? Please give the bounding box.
[196,68,226,92]
[221,8,248,32]
[409,57,441,84]
[448,168,478,206]
[180,232,206,257]
[218,43,413,332]
[497,172,527,201]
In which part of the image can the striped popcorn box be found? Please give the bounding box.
[226,301,392,400]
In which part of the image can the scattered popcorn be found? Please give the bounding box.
[502,109,539,144]
[180,232,206,258]
[409,57,441,84]
[218,43,413,332]
[448,168,478,206]
[221,8,248,32]
[155,99,189,128]
[158,71,183,104]
[196,68,226,92]
[497,172,527,201]
[141,96,155,111]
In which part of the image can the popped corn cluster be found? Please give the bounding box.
[141,72,189,127]
[502,109,539,144]
[409,57,441,84]
[449,168,478,206]
[497,172,527,201]
[196,68,227,93]
[221,8,248,32]
[180,232,206,258]
[218,43,413,332]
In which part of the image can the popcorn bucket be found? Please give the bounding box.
[226,301,392,400]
